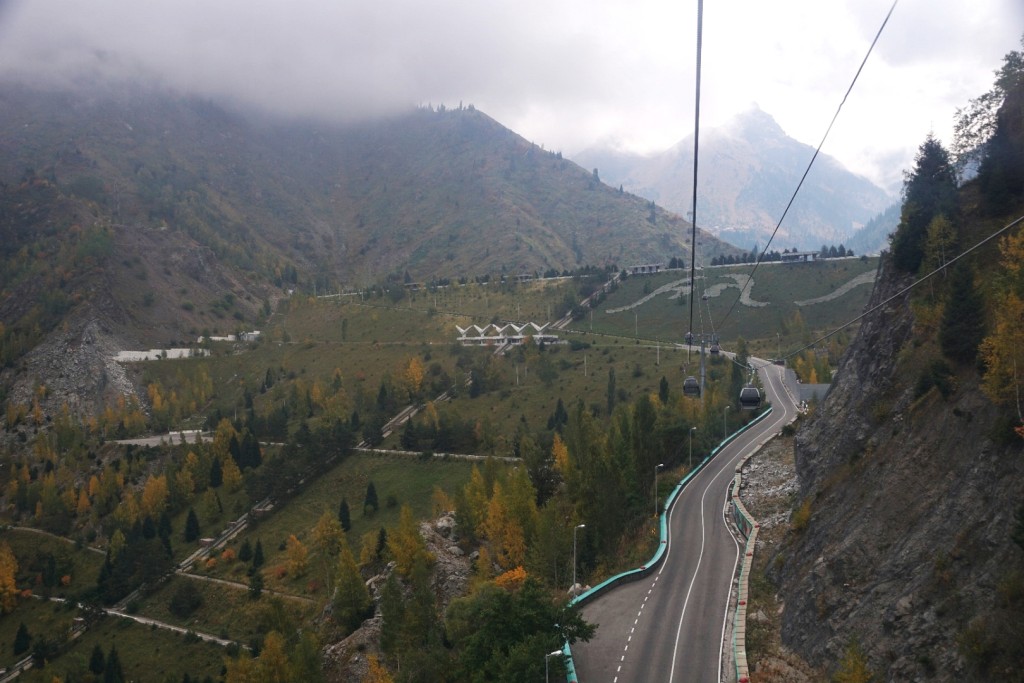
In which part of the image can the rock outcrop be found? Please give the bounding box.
[771,255,1024,680]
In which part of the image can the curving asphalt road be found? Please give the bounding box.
[572,360,797,682]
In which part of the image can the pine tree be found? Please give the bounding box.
[104,644,125,683]
[891,135,959,273]
[364,481,379,516]
[253,539,265,568]
[184,508,200,542]
[939,263,986,364]
[248,567,264,600]
[334,542,371,632]
[338,498,351,532]
[209,457,223,488]
[89,643,105,674]
[238,539,253,563]
[13,622,31,655]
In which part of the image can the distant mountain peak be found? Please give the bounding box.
[573,105,893,250]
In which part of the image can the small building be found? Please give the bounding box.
[627,263,663,276]
[781,251,819,263]
[456,322,559,347]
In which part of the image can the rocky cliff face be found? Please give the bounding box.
[771,255,1024,680]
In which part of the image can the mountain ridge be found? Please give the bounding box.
[573,105,894,252]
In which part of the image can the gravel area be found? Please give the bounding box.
[737,434,821,682]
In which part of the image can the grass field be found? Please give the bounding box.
[17,612,229,683]
[189,451,474,597]
[569,258,878,357]
[2,528,106,599]
[134,573,317,644]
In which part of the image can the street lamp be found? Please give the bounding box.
[689,427,697,471]
[573,523,585,595]
[776,331,781,360]
[723,405,731,439]
[654,463,665,518]
[546,649,563,683]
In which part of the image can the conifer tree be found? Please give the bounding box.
[338,497,351,532]
[253,539,265,568]
[364,481,379,515]
[334,542,371,632]
[13,622,31,655]
[939,263,986,364]
[184,508,200,542]
[891,135,959,273]
[89,643,105,674]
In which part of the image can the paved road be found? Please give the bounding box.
[572,360,797,682]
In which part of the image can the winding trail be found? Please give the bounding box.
[795,270,876,306]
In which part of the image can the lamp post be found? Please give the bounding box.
[776,331,781,360]
[546,650,563,683]
[654,463,665,518]
[573,523,585,595]
[689,427,697,471]
[724,405,731,439]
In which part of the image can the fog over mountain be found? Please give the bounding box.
[574,106,895,253]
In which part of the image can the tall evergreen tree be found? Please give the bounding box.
[253,539,265,568]
[940,263,987,364]
[891,135,959,273]
[104,644,125,683]
[338,498,351,532]
[89,643,106,674]
[13,622,31,655]
[184,508,200,542]
[209,457,223,489]
[364,481,379,515]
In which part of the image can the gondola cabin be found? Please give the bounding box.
[709,343,720,355]
[683,376,700,398]
[739,385,761,410]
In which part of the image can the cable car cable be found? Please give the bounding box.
[716,0,899,335]
[753,213,1024,370]
[687,0,704,350]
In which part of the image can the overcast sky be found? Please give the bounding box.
[1,0,1020,193]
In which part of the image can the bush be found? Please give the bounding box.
[791,498,813,533]
[168,581,204,619]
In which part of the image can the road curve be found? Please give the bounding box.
[572,361,796,682]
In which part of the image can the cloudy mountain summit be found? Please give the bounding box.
[574,105,894,253]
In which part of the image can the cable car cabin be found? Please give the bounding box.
[739,385,761,410]
[684,332,694,346]
[683,376,700,397]
[709,343,720,355]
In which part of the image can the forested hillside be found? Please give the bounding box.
[770,43,1024,681]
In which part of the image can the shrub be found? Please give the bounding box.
[791,498,813,533]
[168,581,204,619]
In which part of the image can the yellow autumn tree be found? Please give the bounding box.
[286,535,309,577]
[113,489,140,528]
[76,489,91,516]
[387,505,433,578]
[140,474,169,518]
[363,655,395,683]
[979,230,1024,433]
[494,566,528,591]
[404,356,425,397]
[552,432,570,475]
[221,456,243,492]
[483,483,527,569]
[312,510,345,582]
[0,541,19,613]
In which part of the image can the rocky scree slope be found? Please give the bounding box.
[770,255,1024,681]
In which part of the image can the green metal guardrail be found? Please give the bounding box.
[561,406,774,682]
